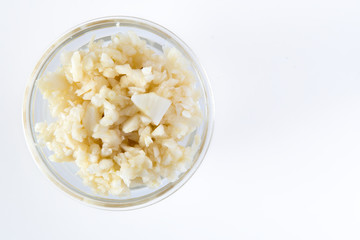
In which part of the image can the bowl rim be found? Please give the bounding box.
[22,15,215,210]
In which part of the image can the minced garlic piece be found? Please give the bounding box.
[131,93,172,125]
[36,32,202,196]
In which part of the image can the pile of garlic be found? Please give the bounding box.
[35,32,202,196]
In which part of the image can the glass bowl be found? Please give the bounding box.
[22,16,214,210]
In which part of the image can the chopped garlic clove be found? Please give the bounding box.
[39,70,69,92]
[100,53,114,68]
[139,115,152,125]
[99,159,114,170]
[71,51,83,82]
[115,64,132,75]
[122,115,139,133]
[101,147,113,157]
[151,124,166,137]
[139,126,153,147]
[131,93,171,125]
[83,104,100,133]
[141,66,152,75]
[153,145,160,158]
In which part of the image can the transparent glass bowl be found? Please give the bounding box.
[22,16,214,210]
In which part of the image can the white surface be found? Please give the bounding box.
[2,0,360,239]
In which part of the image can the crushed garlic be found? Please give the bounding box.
[36,32,202,196]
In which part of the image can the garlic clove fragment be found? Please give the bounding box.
[131,93,171,125]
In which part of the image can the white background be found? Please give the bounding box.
[2,0,360,239]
